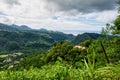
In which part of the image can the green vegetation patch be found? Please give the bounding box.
[0,55,8,58]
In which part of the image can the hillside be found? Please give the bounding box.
[0,23,32,31]
[72,33,104,45]
[11,24,32,30]
[0,23,75,54]
[0,23,106,53]
[0,23,18,31]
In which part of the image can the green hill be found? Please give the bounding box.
[72,33,104,45]
[0,23,75,54]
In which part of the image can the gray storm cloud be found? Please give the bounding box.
[3,0,20,6]
[45,0,116,13]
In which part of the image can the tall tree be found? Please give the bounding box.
[111,16,120,34]
[111,0,120,35]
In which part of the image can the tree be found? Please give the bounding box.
[102,1,120,35]
[101,23,111,44]
[111,16,120,34]
[45,40,73,63]
[110,0,120,35]
[101,23,111,35]
[5,41,20,51]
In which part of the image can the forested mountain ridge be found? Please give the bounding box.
[0,23,75,54]
[0,23,18,31]
[72,33,105,45]
[0,22,107,53]
[0,23,75,68]
[0,23,33,31]
[11,24,32,30]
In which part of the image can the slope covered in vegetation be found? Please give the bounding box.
[0,23,75,54]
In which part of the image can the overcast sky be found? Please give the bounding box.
[0,0,118,34]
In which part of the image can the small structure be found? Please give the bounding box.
[13,52,23,56]
[3,57,12,63]
[74,45,86,50]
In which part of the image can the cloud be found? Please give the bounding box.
[3,0,21,6]
[45,0,116,13]
[0,0,118,35]
[82,10,118,23]
[0,14,14,24]
[0,12,8,16]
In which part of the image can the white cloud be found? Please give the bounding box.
[0,0,118,34]
[96,10,118,23]
[82,10,118,23]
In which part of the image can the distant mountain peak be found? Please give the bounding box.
[11,24,31,30]
[39,28,47,31]
[72,33,104,45]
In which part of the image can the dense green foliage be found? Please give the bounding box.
[112,16,120,34]
[1,61,120,80]
[0,30,53,53]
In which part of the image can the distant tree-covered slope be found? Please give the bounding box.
[0,23,75,41]
[0,31,54,53]
[38,30,75,41]
[0,23,75,53]
[72,33,104,45]
[11,24,32,30]
[0,23,32,31]
[0,23,18,31]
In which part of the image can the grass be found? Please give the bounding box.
[0,48,120,80]
[0,55,8,58]
[0,60,120,80]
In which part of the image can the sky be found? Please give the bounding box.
[0,0,119,35]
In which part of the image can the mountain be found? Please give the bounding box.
[0,23,18,31]
[0,30,54,52]
[0,23,32,31]
[11,24,32,30]
[72,33,104,45]
[0,23,75,54]
[41,30,75,41]
[39,28,48,31]
[1,23,106,53]
[0,23,75,41]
